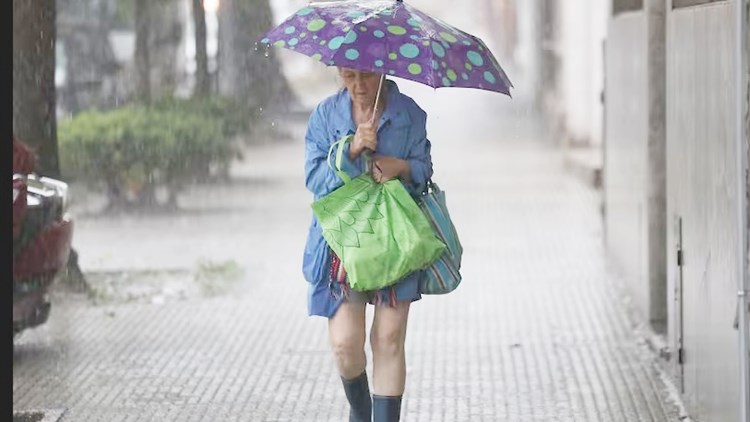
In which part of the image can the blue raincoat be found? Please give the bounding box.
[303,80,434,318]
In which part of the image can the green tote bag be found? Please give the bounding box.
[311,135,446,292]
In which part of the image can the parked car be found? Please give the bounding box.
[13,136,74,337]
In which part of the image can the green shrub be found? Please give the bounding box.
[59,100,242,210]
[152,96,252,141]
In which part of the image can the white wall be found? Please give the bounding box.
[589,0,609,147]
[603,11,650,321]
[553,0,610,146]
[513,0,542,102]
[665,2,742,420]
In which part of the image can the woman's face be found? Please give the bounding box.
[339,67,382,108]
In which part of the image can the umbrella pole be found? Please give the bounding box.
[370,74,386,124]
[362,74,386,166]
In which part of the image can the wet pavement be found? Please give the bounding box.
[13,81,687,421]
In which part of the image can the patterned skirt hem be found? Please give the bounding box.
[329,250,400,307]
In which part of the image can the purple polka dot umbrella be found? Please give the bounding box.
[258,0,513,96]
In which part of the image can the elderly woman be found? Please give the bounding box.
[303,67,433,422]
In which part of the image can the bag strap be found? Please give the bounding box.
[326,134,372,185]
[326,135,354,184]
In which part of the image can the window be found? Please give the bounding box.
[612,0,643,16]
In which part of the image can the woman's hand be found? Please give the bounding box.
[372,155,410,184]
[350,121,378,159]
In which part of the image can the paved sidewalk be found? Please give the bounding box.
[13,88,685,421]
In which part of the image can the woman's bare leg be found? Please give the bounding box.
[329,301,371,421]
[328,301,367,378]
[370,301,411,395]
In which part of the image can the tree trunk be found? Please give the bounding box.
[134,0,151,104]
[148,0,184,99]
[218,0,295,112]
[57,0,121,115]
[192,0,210,97]
[13,0,87,290]
[13,0,60,178]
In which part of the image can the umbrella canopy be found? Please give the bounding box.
[259,0,513,96]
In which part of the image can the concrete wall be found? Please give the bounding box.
[603,11,651,321]
[665,1,741,421]
[550,0,610,146]
[513,0,542,102]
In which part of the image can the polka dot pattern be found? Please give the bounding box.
[296,7,314,17]
[399,43,420,59]
[260,0,512,95]
[387,25,407,35]
[431,41,445,58]
[343,31,357,44]
[345,49,360,60]
[467,51,484,66]
[440,32,457,43]
[328,36,345,50]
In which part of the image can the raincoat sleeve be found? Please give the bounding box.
[403,111,433,196]
[304,104,365,198]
